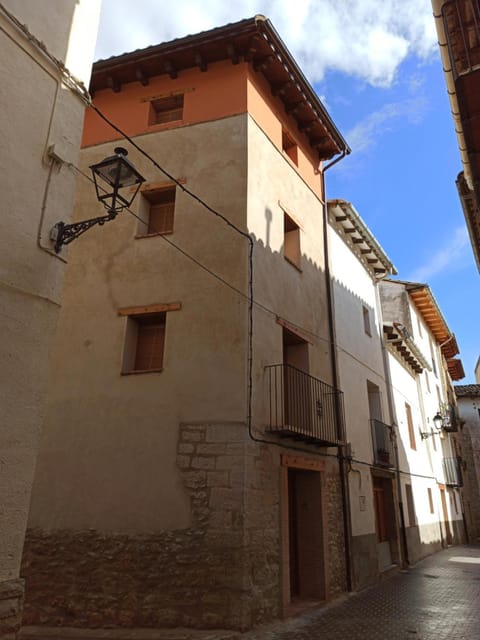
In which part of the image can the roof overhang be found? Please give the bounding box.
[328,200,397,278]
[403,282,458,353]
[455,384,480,397]
[384,323,431,374]
[448,358,465,381]
[432,0,480,271]
[457,171,480,271]
[90,16,349,161]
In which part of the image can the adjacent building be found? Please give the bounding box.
[379,280,466,562]
[455,384,480,541]
[432,0,480,271]
[0,1,100,637]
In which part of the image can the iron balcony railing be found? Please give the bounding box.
[443,456,464,487]
[370,419,394,468]
[441,403,459,432]
[266,363,344,446]
[442,0,480,79]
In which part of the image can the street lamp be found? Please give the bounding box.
[420,412,444,440]
[51,147,145,253]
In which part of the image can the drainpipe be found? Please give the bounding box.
[374,281,409,566]
[321,150,353,592]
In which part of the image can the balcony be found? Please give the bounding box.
[371,419,394,468]
[443,457,463,487]
[266,364,344,446]
[441,403,459,432]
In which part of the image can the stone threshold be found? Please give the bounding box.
[20,627,241,640]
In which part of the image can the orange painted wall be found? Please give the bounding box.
[82,58,323,199]
[246,68,323,199]
[82,60,249,148]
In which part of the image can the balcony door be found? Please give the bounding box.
[283,328,310,432]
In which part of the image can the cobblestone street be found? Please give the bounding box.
[21,545,480,640]
[244,545,480,640]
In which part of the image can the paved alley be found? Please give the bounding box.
[20,546,480,640]
[244,544,480,640]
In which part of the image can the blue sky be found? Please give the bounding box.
[94,0,478,382]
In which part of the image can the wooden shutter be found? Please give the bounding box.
[143,187,176,235]
[150,94,184,125]
[134,315,166,370]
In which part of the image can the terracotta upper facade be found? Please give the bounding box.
[84,16,349,166]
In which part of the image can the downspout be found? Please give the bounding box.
[375,281,409,566]
[321,150,353,592]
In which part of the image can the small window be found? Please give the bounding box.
[138,187,176,236]
[284,212,301,269]
[149,94,184,126]
[405,484,416,527]
[453,490,459,514]
[430,339,437,377]
[427,488,434,514]
[425,370,430,393]
[363,305,372,337]
[417,316,423,338]
[123,312,166,373]
[405,402,416,450]
[282,129,298,165]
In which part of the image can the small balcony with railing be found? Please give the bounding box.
[265,364,344,446]
[443,456,464,487]
[371,419,394,468]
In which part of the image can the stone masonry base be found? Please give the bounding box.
[21,423,347,632]
[0,578,24,640]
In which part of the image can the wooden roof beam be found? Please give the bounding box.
[194,52,207,72]
[164,59,178,79]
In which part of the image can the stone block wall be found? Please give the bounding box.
[21,424,348,631]
[21,423,282,631]
[325,466,347,598]
[0,578,24,640]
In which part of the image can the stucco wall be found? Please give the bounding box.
[0,3,100,629]
[28,114,249,532]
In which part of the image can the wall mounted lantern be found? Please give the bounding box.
[51,147,145,253]
[420,412,444,440]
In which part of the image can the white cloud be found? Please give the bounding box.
[408,227,470,282]
[95,0,438,87]
[345,97,428,154]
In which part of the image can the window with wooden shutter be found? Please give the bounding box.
[134,314,166,371]
[405,483,416,526]
[139,187,176,236]
[284,212,301,269]
[149,94,184,125]
[405,402,416,450]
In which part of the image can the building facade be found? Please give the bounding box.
[455,384,480,542]
[21,17,352,632]
[0,1,100,637]
[379,280,466,563]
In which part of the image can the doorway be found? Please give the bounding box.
[372,475,397,570]
[283,328,310,432]
[287,467,325,601]
[439,487,453,545]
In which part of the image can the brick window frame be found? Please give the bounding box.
[119,302,181,374]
